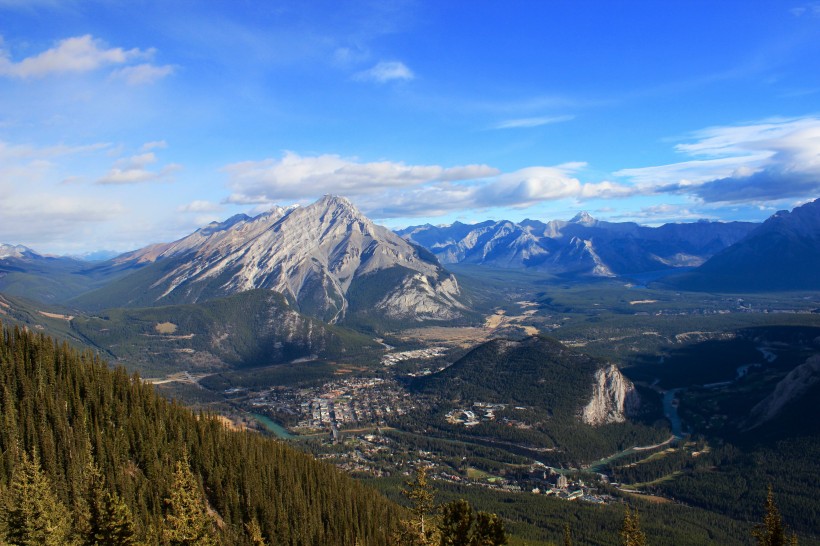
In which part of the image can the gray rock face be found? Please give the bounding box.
[748,354,820,428]
[581,364,641,426]
[113,195,463,322]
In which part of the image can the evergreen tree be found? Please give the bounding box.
[470,512,507,546]
[752,485,798,546]
[399,466,438,546]
[3,450,73,546]
[245,518,266,546]
[83,457,138,546]
[439,499,473,546]
[620,506,647,546]
[162,459,218,546]
[563,522,573,546]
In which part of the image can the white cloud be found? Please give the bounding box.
[492,115,575,129]
[141,140,167,151]
[0,35,149,78]
[222,153,636,219]
[96,151,182,185]
[111,63,175,85]
[615,116,820,203]
[223,151,499,202]
[178,200,222,213]
[353,60,414,83]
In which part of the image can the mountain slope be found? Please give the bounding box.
[0,324,400,545]
[666,198,820,292]
[70,289,375,376]
[399,214,757,277]
[74,195,465,324]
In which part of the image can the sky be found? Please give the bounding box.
[1,0,820,255]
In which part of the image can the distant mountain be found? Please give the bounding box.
[665,198,820,292]
[398,213,756,278]
[0,244,112,303]
[75,195,465,324]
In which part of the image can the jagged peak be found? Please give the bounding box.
[0,243,38,259]
[570,211,596,225]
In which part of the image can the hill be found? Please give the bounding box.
[0,323,400,544]
[407,336,664,463]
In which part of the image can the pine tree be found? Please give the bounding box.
[439,499,473,546]
[399,466,438,546]
[470,512,507,546]
[752,485,798,546]
[245,518,266,546]
[162,459,218,546]
[83,456,138,546]
[563,522,573,546]
[3,450,73,546]
[620,506,647,546]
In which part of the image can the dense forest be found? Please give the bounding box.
[0,323,400,545]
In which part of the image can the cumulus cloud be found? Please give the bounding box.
[111,63,174,85]
[223,152,635,219]
[96,152,182,185]
[616,116,820,204]
[353,61,414,83]
[492,115,575,129]
[223,151,499,203]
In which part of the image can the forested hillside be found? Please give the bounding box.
[0,323,400,545]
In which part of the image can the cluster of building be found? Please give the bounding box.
[248,378,415,433]
[445,402,507,427]
[380,346,447,366]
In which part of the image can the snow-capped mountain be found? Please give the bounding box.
[398,213,757,277]
[79,195,465,323]
[0,244,39,260]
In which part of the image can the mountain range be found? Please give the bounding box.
[398,213,757,277]
[663,198,820,291]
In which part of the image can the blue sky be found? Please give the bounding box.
[1,0,820,254]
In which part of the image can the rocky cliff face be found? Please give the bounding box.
[748,354,820,428]
[581,364,641,426]
[97,195,464,323]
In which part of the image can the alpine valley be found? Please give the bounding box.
[2,195,820,545]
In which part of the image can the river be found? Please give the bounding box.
[251,413,295,439]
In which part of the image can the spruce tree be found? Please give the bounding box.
[3,450,73,546]
[162,459,218,546]
[620,506,647,546]
[563,522,573,546]
[83,457,138,546]
[752,485,798,546]
[470,512,507,546]
[439,499,473,546]
[399,466,438,546]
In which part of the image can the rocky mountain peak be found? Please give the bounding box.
[0,244,38,260]
[570,211,597,225]
[93,195,465,324]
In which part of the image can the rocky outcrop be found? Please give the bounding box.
[748,354,820,428]
[581,364,640,426]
